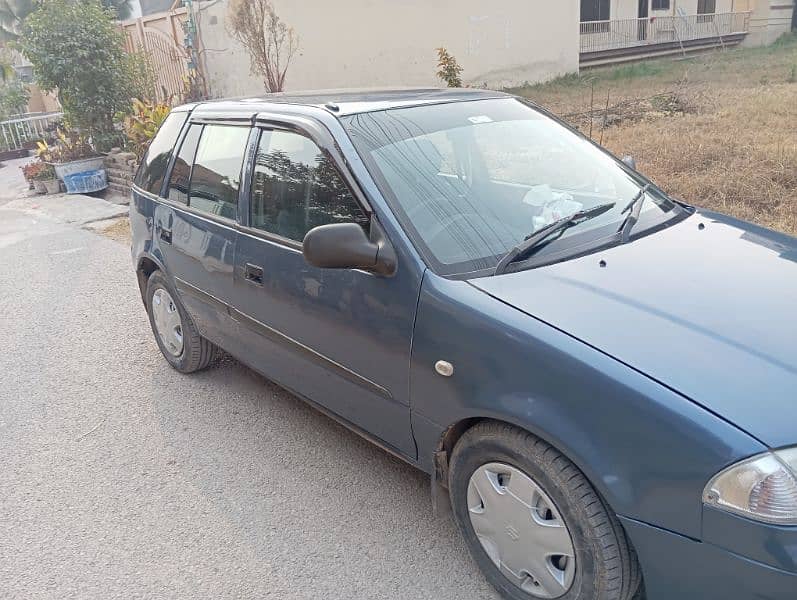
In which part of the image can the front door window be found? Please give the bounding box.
[250,129,368,242]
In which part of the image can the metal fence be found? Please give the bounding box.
[0,112,63,152]
[580,12,752,54]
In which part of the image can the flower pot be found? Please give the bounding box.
[51,157,105,181]
[34,180,47,194]
[43,179,61,195]
[63,169,108,194]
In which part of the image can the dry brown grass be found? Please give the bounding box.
[512,34,797,235]
[604,85,797,233]
[97,217,132,245]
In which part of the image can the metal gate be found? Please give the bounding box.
[121,8,196,102]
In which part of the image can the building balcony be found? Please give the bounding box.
[580,11,752,66]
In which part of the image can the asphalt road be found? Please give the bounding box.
[0,198,499,598]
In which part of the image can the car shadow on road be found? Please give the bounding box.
[145,351,499,599]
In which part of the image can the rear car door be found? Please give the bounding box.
[230,120,420,458]
[155,121,251,344]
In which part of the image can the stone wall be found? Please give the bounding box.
[104,149,138,197]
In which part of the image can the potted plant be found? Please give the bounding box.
[32,163,60,194]
[21,161,45,192]
[37,130,105,181]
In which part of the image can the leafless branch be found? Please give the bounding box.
[227,0,299,93]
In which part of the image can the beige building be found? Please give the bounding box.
[197,0,580,95]
[190,0,793,97]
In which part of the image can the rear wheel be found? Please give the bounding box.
[449,422,641,600]
[146,271,217,373]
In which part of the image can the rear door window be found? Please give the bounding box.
[250,129,368,242]
[134,111,188,195]
[188,125,250,221]
[167,124,202,204]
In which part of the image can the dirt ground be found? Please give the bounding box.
[512,33,797,236]
[96,216,131,244]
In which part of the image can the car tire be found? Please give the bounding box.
[146,270,218,374]
[449,421,641,600]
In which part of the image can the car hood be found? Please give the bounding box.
[469,211,797,448]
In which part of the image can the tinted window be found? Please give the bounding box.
[188,125,249,220]
[167,124,202,204]
[251,130,367,242]
[134,111,187,195]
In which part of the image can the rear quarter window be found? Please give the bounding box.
[134,111,189,195]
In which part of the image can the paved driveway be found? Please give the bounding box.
[0,200,498,599]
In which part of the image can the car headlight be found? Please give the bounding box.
[703,447,797,525]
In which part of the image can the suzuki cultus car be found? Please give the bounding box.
[131,89,797,600]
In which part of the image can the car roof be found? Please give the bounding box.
[177,88,512,118]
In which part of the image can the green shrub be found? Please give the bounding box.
[19,0,140,151]
[436,48,464,88]
[123,98,171,159]
[0,79,29,119]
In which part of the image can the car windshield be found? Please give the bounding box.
[343,98,681,275]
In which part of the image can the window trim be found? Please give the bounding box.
[134,110,189,198]
[132,182,241,232]
[254,112,375,216]
[182,121,251,223]
[154,112,376,245]
[166,122,203,205]
[237,114,374,250]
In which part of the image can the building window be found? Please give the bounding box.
[581,0,610,33]
[580,0,610,22]
[697,0,716,22]
[652,0,670,10]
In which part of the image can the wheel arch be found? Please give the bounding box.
[135,254,165,303]
[433,415,611,508]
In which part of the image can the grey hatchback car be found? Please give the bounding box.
[131,89,797,600]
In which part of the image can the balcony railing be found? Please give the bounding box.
[0,111,63,152]
[580,12,751,54]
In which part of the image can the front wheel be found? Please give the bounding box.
[449,422,641,600]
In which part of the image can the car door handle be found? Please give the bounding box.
[157,225,172,244]
[244,263,264,286]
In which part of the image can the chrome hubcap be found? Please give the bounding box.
[152,288,184,357]
[467,463,576,598]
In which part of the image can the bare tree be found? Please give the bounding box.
[227,0,299,93]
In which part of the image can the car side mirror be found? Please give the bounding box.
[303,222,396,276]
[622,155,637,170]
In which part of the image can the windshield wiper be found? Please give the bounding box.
[619,184,651,243]
[494,202,616,275]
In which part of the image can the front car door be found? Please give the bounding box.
[229,117,421,458]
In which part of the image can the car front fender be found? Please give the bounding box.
[409,272,764,540]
